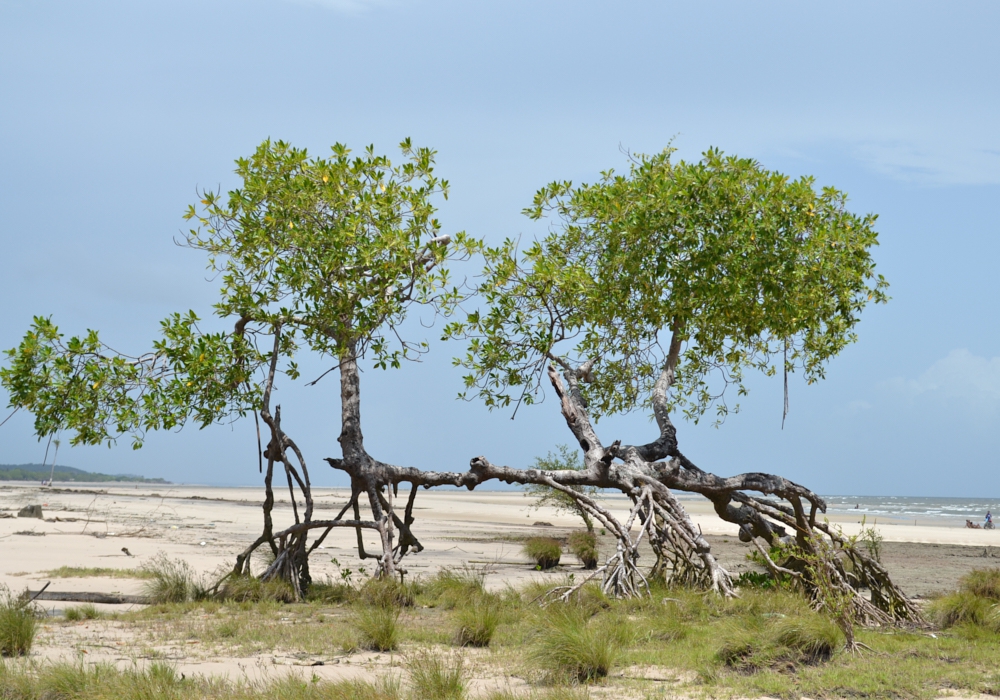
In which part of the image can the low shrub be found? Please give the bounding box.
[524,537,562,570]
[567,532,599,569]
[408,653,465,700]
[0,585,37,657]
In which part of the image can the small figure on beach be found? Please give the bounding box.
[986,510,994,530]
[966,519,982,529]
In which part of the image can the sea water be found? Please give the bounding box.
[822,495,1000,528]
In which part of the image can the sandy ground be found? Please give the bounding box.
[2,480,999,691]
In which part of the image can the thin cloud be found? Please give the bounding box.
[852,140,1000,187]
[283,0,393,13]
[885,349,1000,410]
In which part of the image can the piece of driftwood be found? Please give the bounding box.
[25,590,150,605]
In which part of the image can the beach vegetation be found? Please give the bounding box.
[531,605,629,682]
[958,567,1000,600]
[63,604,101,622]
[358,576,417,608]
[929,567,1000,631]
[420,567,486,609]
[142,553,202,604]
[349,604,402,652]
[454,592,505,647]
[0,585,37,657]
[567,531,599,569]
[217,574,296,604]
[43,566,155,580]
[407,653,465,699]
[523,537,562,570]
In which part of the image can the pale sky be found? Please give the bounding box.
[2,1,999,496]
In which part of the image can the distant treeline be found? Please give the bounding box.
[0,463,168,484]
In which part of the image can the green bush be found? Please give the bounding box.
[0,585,37,657]
[408,653,465,699]
[567,531,599,569]
[533,607,625,681]
[524,537,562,570]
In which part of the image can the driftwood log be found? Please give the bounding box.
[25,590,149,605]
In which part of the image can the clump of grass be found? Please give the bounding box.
[423,568,486,609]
[348,584,406,654]
[533,607,626,681]
[64,604,101,621]
[359,576,416,608]
[44,566,155,579]
[218,574,295,603]
[929,591,997,628]
[959,568,1000,600]
[408,653,465,700]
[567,531,599,569]
[772,616,843,661]
[307,579,357,604]
[0,585,37,657]
[524,537,562,570]
[455,593,504,647]
[716,613,842,672]
[929,568,1000,631]
[350,605,401,651]
[141,553,198,604]
[327,676,403,699]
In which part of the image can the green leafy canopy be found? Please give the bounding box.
[2,139,481,447]
[447,147,888,422]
